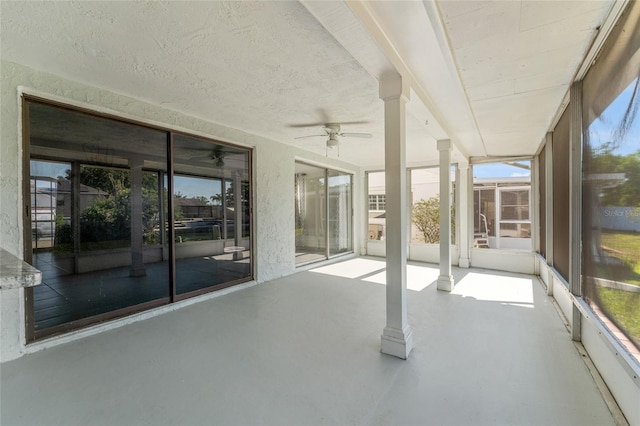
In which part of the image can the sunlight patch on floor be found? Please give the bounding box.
[310,259,532,298]
[310,258,386,279]
[310,258,439,292]
[362,271,385,284]
[452,272,534,306]
[362,264,439,292]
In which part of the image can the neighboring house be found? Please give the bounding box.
[473,176,532,250]
[30,176,107,248]
[368,168,455,242]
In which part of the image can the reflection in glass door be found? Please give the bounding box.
[27,101,171,337]
[30,161,70,254]
[26,99,253,341]
[173,134,252,297]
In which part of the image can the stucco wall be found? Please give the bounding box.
[0,60,361,361]
[0,62,24,258]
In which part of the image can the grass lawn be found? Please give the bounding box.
[600,231,640,285]
[592,231,640,350]
[596,287,640,349]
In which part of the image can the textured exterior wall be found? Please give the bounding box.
[0,62,23,258]
[1,62,27,362]
[0,60,361,361]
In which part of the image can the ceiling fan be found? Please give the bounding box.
[294,123,372,150]
[186,145,226,167]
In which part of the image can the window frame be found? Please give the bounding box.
[368,194,386,211]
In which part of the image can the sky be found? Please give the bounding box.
[473,161,531,179]
[588,77,640,156]
[174,175,223,200]
[30,160,69,180]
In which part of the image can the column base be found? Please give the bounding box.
[459,257,470,268]
[381,326,414,359]
[437,274,454,292]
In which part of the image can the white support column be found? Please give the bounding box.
[379,75,413,359]
[407,168,413,246]
[458,161,470,268]
[437,139,454,291]
[362,171,368,256]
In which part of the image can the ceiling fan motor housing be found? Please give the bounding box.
[327,136,340,148]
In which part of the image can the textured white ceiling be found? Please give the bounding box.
[1,1,391,167]
[0,0,616,168]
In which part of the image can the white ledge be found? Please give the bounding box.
[0,249,42,290]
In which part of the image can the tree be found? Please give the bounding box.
[194,195,211,205]
[590,148,640,207]
[412,195,455,244]
[69,167,164,246]
[412,197,440,243]
[80,189,130,244]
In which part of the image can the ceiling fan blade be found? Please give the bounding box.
[287,123,327,129]
[188,154,212,161]
[294,134,326,140]
[288,119,370,129]
[337,120,371,126]
[340,132,372,138]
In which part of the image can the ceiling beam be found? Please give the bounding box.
[344,0,472,161]
[300,0,471,163]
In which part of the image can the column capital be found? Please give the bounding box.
[437,139,452,151]
[379,74,410,102]
[458,160,469,170]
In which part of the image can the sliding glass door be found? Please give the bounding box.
[25,99,253,340]
[295,162,352,266]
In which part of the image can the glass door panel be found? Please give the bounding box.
[295,163,327,265]
[28,101,170,336]
[173,134,251,295]
[328,170,352,257]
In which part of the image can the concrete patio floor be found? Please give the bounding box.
[1,258,616,425]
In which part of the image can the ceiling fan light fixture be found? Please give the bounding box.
[294,121,372,155]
